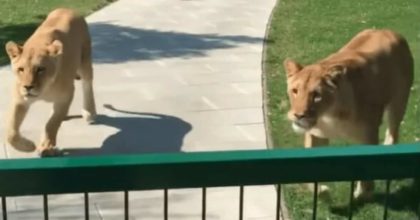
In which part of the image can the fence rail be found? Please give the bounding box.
[0,143,419,219]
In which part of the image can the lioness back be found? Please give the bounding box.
[321,29,413,107]
[25,8,91,79]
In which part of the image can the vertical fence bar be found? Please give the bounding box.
[418,203,420,219]
[202,188,206,220]
[348,181,355,220]
[276,184,281,220]
[124,191,129,220]
[312,182,318,220]
[383,180,391,220]
[239,186,244,220]
[164,189,168,220]
[1,197,6,220]
[416,178,420,218]
[84,193,89,220]
[43,194,49,220]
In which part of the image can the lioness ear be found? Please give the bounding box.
[48,40,63,56]
[283,58,303,77]
[328,65,346,76]
[5,41,22,60]
[325,65,347,88]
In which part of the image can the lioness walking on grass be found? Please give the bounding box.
[283,29,414,200]
[5,8,96,156]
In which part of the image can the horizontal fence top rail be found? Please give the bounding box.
[0,143,419,196]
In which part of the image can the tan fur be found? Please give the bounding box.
[283,29,414,199]
[5,8,96,156]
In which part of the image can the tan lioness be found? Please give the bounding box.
[283,29,414,199]
[5,8,96,156]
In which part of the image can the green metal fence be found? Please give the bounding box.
[0,143,419,220]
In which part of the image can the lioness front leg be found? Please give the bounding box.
[6,95,35,152]
[39,92,73,157]
[79,51,96,123]
[81,79,96,123]
[353,128,379,201]
[304,133,330,195]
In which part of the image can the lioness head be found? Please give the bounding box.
[5,40,63,99]
[283,58,346,133]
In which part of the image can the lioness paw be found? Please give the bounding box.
[7,135,36,152]
[318,185,331,202]
[319,184,330,194]
[82,109,96,124]
[353,189,374,202]
[39,148,63,157]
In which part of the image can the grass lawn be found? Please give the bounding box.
[265,0,420,219]
[0,0,115,65]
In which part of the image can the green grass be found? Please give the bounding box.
[265,0,420,219]
[0,0,116,65]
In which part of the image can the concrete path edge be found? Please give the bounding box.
[260,0,291,219]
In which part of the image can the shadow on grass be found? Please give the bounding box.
[0,22,39,65]
[330,179,420,217]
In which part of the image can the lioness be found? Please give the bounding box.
[5,8,96,156]
[283,29,413,199]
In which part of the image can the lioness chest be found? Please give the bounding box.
[309,114,367,142]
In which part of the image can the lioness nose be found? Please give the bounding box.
[23,85,34,90]
[294,113,305,119]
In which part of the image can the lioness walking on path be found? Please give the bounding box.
[5,8,96,157]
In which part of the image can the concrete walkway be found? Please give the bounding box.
[0,0,278,219]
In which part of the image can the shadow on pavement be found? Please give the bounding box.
[89,22,263,63]
[63,104,192,156]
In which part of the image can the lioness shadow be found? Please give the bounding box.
[63,105,192,156]
[330,179,420,217]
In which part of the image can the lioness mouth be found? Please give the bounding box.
[296,119,315,128]
[23,93,38,98]
[292,122,308,134]
[292,119,316,133]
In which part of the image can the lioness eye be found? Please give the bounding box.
[17,67,24,73]
[313,92,322,102]
[36,67,46,75]
[291,88,298,95]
